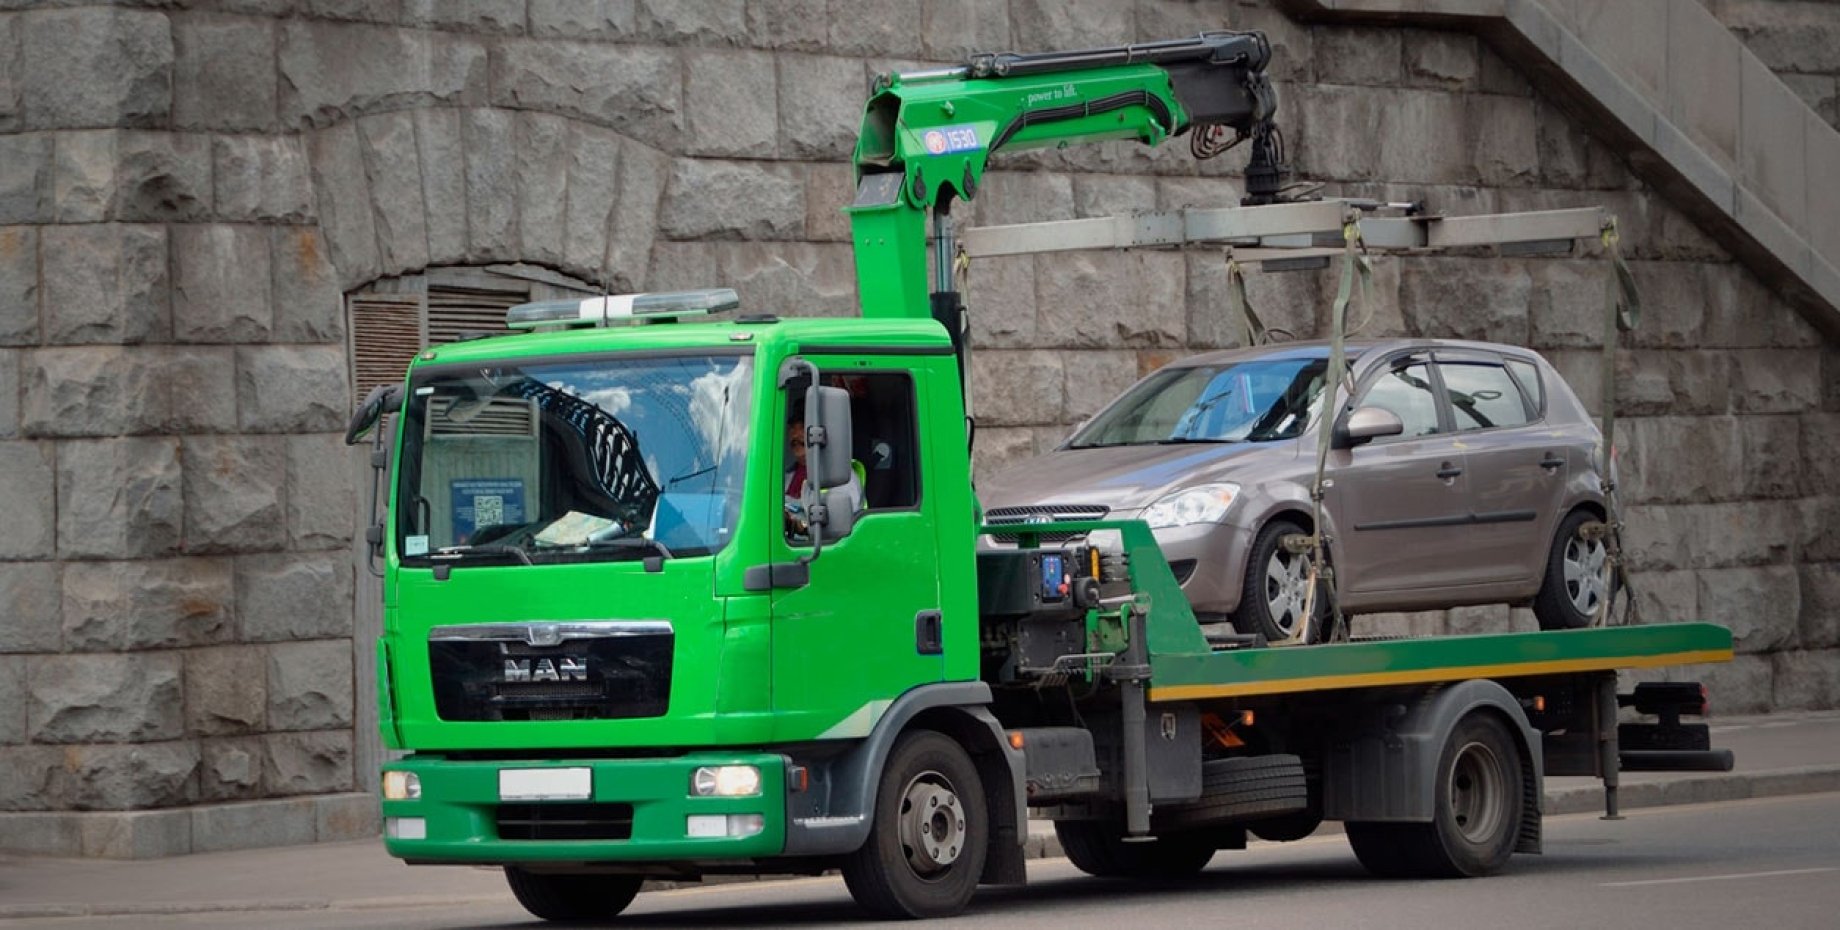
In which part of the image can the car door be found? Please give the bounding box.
[1435,351,1566,586]
[1331,351,1476,599]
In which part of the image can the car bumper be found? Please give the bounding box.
[381,751,788,864]
[1149,520,1254,618]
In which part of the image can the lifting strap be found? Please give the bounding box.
[1595,218,1642,627]
[1288,217,1370,646]
[1225,254,1268,347]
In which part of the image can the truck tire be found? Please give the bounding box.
[1532,510,1611,630]
[503,868,642,922]
[1248,806,1323,843]
[1160,755,1309,830]
[1054,821,1215,878]
[842,730,987,919]
[1345,712,1524,878]
[1234,519,1329,644]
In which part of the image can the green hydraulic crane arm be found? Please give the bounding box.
[847,32,1284,332]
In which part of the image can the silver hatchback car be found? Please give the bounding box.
[980,340,1612,642]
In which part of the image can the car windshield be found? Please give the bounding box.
[394,352,753,566]
[1069,357,1330,448]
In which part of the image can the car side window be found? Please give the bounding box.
[1439,361,1532,431]
[1358,360,1441,437]
[1505,358,1544,416]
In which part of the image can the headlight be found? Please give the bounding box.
[382,770,421,800]
[691,765,762,798]
[1143,483,1241,529]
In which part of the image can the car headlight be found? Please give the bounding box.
[691,765,762,798]
[1143,483,1241,529]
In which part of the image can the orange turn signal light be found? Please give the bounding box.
[1008,731,1025,750]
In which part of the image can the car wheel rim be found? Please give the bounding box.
[1562,534,1608,617]
[895,771,966,879]
[1264,549,1309,635]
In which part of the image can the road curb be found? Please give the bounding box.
[6,766,1837,920]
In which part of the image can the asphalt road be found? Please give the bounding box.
[12,792,1835,930]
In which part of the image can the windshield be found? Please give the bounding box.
[1069,357,1330,448]
[394,352,753,566]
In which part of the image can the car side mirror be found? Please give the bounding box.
[1337,406,1404,448]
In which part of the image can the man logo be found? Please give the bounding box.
[503,657,589,683]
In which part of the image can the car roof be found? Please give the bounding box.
[1164,338,1543,369]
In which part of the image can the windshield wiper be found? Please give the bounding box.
[583,535,676,560]
[432,543,532,565]
[1154,437,1233,445]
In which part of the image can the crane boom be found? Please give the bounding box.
[847,31,1287,351]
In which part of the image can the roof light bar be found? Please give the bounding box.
[505,288,740,330]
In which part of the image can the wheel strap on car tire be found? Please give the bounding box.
[1596,218,1642,627]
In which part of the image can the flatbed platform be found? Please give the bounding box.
[1148,623,1734,701]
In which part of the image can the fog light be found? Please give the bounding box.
[385,817,426,840]
[382,771,421,800]
[686,814,766,838]
[690,765,761,798]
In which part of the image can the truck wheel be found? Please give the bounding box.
[842,730,987,919]
[1234,519,1328,644]
[1532,510,1611,630]
[1345,712,1524,878]
[1054,821,1215,878]
[503,868,642,922]
[1248,806,1323,843]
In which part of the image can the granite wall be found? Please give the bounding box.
[0,0,1834,856]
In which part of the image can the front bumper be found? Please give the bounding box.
[381,751,787,864]
[1149,520,1254,618]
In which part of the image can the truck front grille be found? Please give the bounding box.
[497,802,634,841]
[427,622,673,722]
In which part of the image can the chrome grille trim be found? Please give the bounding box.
[428,620,673,647]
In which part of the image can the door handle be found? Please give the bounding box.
[1436,462,1463,480]
[1539,454,1566,469]
[915,610,943,655]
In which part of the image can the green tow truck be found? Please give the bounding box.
[349,32,1735,921]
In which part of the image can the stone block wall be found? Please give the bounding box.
[0,0,1834,855]
[1708,0,1840,130]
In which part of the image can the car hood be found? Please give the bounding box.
[979,441,1293,513]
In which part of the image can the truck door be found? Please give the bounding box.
[1332,352,1475,598]
[767,362,944,741]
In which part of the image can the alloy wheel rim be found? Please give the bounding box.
[1265,549,1309,635]
[1562,535,1608,616]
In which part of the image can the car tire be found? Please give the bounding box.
[1532,510,1612,630]
[1233,518,1329,644]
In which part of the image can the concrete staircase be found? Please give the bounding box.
[1279,0,1840,338]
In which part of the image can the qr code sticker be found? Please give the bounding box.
[475,495,505,527]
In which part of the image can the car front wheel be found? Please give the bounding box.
[1233,519,1329,644]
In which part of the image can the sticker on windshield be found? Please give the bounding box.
[405,535,429,556]
[452,478,526,544]
[922,124,981,155]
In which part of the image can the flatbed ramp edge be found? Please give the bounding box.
[1148,623,1735,701]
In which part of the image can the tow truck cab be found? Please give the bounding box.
[367,296,987,861]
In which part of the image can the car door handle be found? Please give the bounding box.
[1539,454,1566,469]
[1436,463,1463,479]
[915,610,943,655]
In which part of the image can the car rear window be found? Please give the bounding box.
[1440,361,1533,430]
[1505,358,1544,415]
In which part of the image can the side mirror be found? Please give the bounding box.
[1337,406,1404,448]
[800,383,857,543]
[345,385,404,446]
[805,385,855,490]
